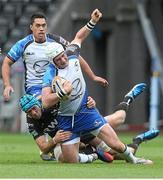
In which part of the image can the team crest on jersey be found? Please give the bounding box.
[94,120,102,127]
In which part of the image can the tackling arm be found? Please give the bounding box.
[36,135,57,154]
[35,130,72,154]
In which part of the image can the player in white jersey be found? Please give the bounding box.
[42,9,151,164]
[2,12,108,101]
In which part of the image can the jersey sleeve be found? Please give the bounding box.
[7,39,25,62]
[47,34,70,48]
[42,63,56,88]
[27,117,44,140]
[65,44,80,58]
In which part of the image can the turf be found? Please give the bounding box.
[0,132,162,178]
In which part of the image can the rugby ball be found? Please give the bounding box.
[52,76,66,93]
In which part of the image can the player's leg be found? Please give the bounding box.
[111,129,159,161]
[133,129,160,144]
[105,110,126,129]
[96,123,126,153]
[105,83,147,128]
[78,107,137,163]
[81,133,114,162]
[61,142,79,163]
[54,143,98,163]
[95,123,152,164]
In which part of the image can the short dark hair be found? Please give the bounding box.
[30,12,47,25]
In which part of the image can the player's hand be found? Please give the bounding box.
[62,80,73,95]
[91,9,102,23]
[93,76,109,87]
[3,85,14,101]
[53,130,72,144]
[87,96,96,108]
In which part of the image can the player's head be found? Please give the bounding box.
[19,94,42,119]
[46,42,68,69]
[30,12,47,43]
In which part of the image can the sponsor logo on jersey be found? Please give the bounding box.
[33,60,50,76]
[25,52,35,55]
[71,78,83,101]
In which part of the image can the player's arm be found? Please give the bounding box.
[35,130,72,154]
[42,65,73,109]
[35,135,56,154]
[2,56,15,101]
[42,80,72,109]
[71,9,102,45]
[42,86,60,109]
[41,65,61,109]
[79,56,108,86]
[71,9,108,86]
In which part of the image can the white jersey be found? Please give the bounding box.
[57,57,86,116]
[7,34,68,94]
[42,44,87,116]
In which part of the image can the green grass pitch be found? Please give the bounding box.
[0,132,162,178]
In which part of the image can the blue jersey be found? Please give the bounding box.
[7,34,69,97]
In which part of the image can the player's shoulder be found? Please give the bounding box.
[47,33,69,46]
[66,44,80,58]
[15,34,34,48]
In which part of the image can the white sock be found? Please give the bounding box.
[78,153,96,163]
[119,146,137,163]
[96,141,111,152]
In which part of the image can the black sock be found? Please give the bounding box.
[114,102,129,112]
[133,137,142,145]
[127,143,139,155]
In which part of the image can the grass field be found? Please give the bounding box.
[0,132,162,178]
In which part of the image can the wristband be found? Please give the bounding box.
[86,20,96,31]
[56,91,67,100]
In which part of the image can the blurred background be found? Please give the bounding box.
[0,0,163,132]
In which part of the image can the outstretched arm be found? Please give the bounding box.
[71,9,102,45]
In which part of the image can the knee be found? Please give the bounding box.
[116,110,126,122]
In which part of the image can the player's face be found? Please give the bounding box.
[27,105,42,120]
[53,52,69,69]
[30,18,47,43]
